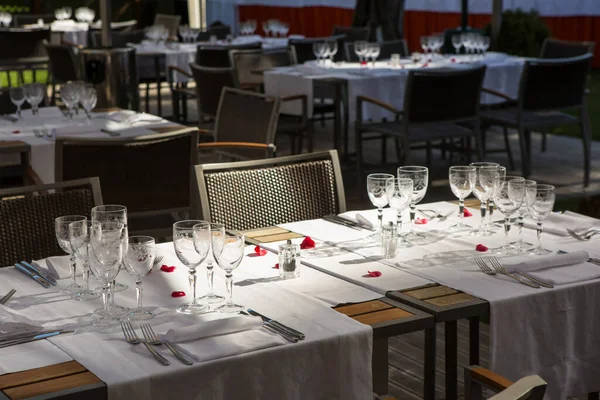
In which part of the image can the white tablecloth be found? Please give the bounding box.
[0,243,374,399]
[273,201,600,399]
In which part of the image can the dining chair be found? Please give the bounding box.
[12,13,55,27]
[332,26,370,44]
[153,14,181,38]
[464,366,546,400]
[480,54,593,185]
[0,177,103,266]
[355,65,487,177]
[43,41,81,105]
[54,128,198,238]
[197,87,280,162]
[0,140,32,188]
[195,42,263,67]
[196,25,232,41]
[189,63,239,124]
[344,39,409,62]
[195,150,346,230]
[90,29,145,48]
[0,28,50,61]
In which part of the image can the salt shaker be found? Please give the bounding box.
[382,222,398,259]
[278,240,300,279]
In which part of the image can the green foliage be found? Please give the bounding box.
[484,9,550,57]
[0,5,30,13]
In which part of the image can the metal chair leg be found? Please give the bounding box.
[503,127,515,171]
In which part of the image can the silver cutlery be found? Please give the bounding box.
[323,215,362,231]
[437,211,455,222]
[14,263,51,288]
[241,311,298,343]
[486,258,541,288]
[566,228,600,241]
[0,289,16,305]
[140,323,193,365]
[474,257,495,275]
[247,309,305,340]
[488,256,554,288]
[153,255,164,265]
[558,250,600,266]
[21,261,57,286]
[121,322,170,366]
[0,330,73,348]
[101,128,121,137]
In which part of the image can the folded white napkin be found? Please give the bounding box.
[503,251,590,273]
[524,211,600,236]
[0,304,43,341]
[163,315,264,343]
[33,256,82,280]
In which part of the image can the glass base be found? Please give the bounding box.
[448,222,472,233]
[530,247,552,256]
[92,315,120,328]
[217,302,244,313]
[177,302,210,314]
[198,293,225,304]
[72,289,101,301]
[494,245,521,256]
[60,282,84,294]
[127,309,154,321]
[113,282,128,292]
[401,231,427,241]
[470,227,496,237]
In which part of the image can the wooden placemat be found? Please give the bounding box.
[245,227,304,243]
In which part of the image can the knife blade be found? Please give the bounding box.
[355,214,375,230]
[247,309,305,340]
[0,331,73,348]
[0,289,16,305]
[323,215,362,231]
[21,261,57,286]
[14,263,51,288]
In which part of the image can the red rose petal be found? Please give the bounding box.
[171,291,186,298]
[254,245,267,256]
[300,236,316,249]
[160,265,176,272]
[451,58,456,63]
[274,263,279,269]
[360,61,367,66]
[12,130,20,134]
[367,271,382,277]
[464,208,473,217]
[422,63,429,68]
[476,244,489,252]
[415,218,428,225]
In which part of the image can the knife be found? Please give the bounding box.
[0,331,73,348]
[247,309,305,340]
[355,214,375,230]
[323,215,361,231]
[21,261,57,286]
[0,289,16,305]
[14,263,51,288]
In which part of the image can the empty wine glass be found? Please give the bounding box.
[514,179,537,250]
[124,236,155,320]
[328,40,338,64]
[470,162,500,235]
[174,220,210,314]
[24,83,45,116]
[493,176,525,255]
[213,230,245,313]
[193,222,225,305]
[451,34,462,55]
[420,36,430,59]
[55,215,87,295]
[262,21,271,37]
[354,41,367,64]
[80,85,97,120]
[9,87,25,119]
[386,178,413,240]
[526,184,556,255]
[397,166,429,239]
[449,166,476,232]
[369,43,381,67]
[280,22,289,37]
[69,220,101,301]
[312,42,324,65]
[60,83,80,119]
[367,173,395,234]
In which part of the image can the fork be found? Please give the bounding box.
[488,256,554,288]
[566,228,600,241]
[140,323,193,365]
[240,311,298,343]
[474,257,495,275]
[153,255,164,265]
[485,258,541,288]
[121,322,170,366]
[0,289,16,305]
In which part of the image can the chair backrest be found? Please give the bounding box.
[196,43,263,67]
[332,26,370,43]
[488,376,547,400]
[207,25,232,40]
[91,29,145,48]
[540,38,595,59]
[519,54,592,111]
[44,41,80,83]
[13,13,55,27]
[404,65,486,123]
[0,177,102,266]
[153,14,181,37]
[190,63,238,119]
[195,150,346,230]
[344,39,409,62]
[289,35,345,64]
[228,48,265,87]
[55,128,198,218]
[0,28,50,60]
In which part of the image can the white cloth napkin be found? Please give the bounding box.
[33,256,82,280]
[163,315,264,343]
[524,211,600,236]
[0,304,42,341]
[502,251,590,273]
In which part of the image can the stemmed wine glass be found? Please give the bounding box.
[68,220,101,301]
[367,173,394,234]
[397,166,429,239]
[327,40,338,64]
[386,178,413,241]
[448,166,476,232]
[174,220,210,314]
[470,162,500,235]
[80,85,97,120]
[451,34,462,55]
[24,83,45,116]
[514,179,537,250]
[55,215,87,295]
[9,87,25,120]
[213,230,245,313]
[525,184,556,255]
[354,41,367,64]
[493,176,525,255]
[420,36,430,59]
[124,236,155,320]
[60,83,80,119]
[193,222,225,305]
[368,43,380,67]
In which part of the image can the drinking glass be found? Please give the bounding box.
[448,166,476,232]
[526,184,556,255]
[312,42,324,65]
[451,34,462,54]
[470,162,500,235]
[69,220,101,301]
[369,43,380,66]
[262,21,270,37]
[213,231,245,313]
[397,166,429,238]
[89,221,123,327]
[354,41,367,64]
[124,236,155,320]
[24,83,45,116]
[193,222,225,304]
[367,173,394,234]
[514,179,537,250]
[55,215,87,294]
[386,178,413,240]
[60,83,80,119]
[493,176,525,254]
[174,220,210,314]
[9,87,25,119]
[420,36,429,58]
[328,40,338,64]
[80,85,97,119]
[72,81,85,115]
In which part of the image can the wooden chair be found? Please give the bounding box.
[195,150,345,230]
[0,178,103,266]
[464,366,546,400]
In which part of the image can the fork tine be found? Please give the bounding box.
[144,324,158,341]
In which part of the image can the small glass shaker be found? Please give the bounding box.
[382,222,398,259]
[390,53,401,67]
[209,35,218,45]
[278,239,300,279]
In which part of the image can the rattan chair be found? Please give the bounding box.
[0,28,50,61]
[44,41,81,105]
[464,366,546,400]
[356,66,486,176]
[345,39,409,62]
[0,178,102,266]
[195,150,346,230]
[54,128,198,238]
[90,29,145,48]
[195,43,263,67]
[187,64,239,125]
[153,14,181,38]
[480,54,593,185]
[540,38,595,59]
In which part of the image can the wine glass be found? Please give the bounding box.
[470,162,500,235]
[60,83,80,119]
[420,36,429,59]
[451,34,462,55]
[174,220,210,314]
[89,221,124,327]
[68,220,101,301]
[124,236,155,320]
[213,230,245,313]
[481,36,491,57]
[80,85,97,120]
[262,21,271,37]
[526,184,556,255]
[367,173,395,234]
[448,166,476,232]
[397,166,429,239]
[193,222,225,304]
[55,215,87,295]
[369,43,381,67]
[493,176,525,255]
[328,40,338,64]
[514,179,537,250]
[9,87,25,120]
[386,178,413,240]
[312,42,323,65]
[354,41,367,64]
[24,83,45,116]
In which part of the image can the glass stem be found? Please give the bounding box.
[83,262,90,290]
[517,215,524,245]
[487,199,495,223]
[459,198,465,225]
[479,201,487,230]
[377,207,383,231]
[396,211,402,236]
[409,204,416,234]
[504,217,511,248]
[109,281,115,307]
[537,221,543,251]
[189,268,197,305]
[206,262,215,297]
[69,253,77,284]
[225,272,233,306]
[135,280,143,310]
[102,284,110,314]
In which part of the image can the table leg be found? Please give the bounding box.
[372,337,389,395]
[333,82,342,153]
[445,320,458,400]
[469,316,480,366]
[589,392,599,400]
[342,82,349,158]
[154,56,162,116]
[424,325,436,400]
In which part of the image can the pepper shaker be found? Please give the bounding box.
[278,239,300,279]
